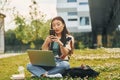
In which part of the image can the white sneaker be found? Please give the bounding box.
[46,73,62,78]
[10,74,25,80]
[31,74,35,77]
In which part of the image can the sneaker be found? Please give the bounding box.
[31,74,38,78]
[46,73,63,78]
[10,74,25,80]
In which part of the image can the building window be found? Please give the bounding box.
[68,12,77,16]
[80,17,89,26]
[68,18,77,21]
[79,2,88,5]
[67,0,77,2]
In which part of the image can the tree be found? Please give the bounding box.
[0,0,11,13]
[5,29,17,45]
[13,0,51,48]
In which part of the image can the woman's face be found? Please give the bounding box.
[52,20,64,34]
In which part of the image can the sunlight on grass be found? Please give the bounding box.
[0,48,120,80]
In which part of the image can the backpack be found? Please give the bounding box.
[62,65,100,78]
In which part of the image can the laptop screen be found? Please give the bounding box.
[27,50,56,66]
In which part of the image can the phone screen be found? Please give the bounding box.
[49,29,55,36]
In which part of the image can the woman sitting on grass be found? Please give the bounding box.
[27,16,74,78]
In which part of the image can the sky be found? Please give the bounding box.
[2,0,57,31]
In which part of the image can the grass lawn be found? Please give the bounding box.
[0,48,120,80]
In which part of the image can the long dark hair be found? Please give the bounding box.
[51,16,70,45]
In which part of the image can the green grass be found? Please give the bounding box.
[0,48,120,80]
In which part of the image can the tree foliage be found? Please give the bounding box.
[5,29,19,45]
[13,0,51,48]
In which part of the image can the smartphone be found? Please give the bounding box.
[49,29,55,36]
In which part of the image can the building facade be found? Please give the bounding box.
[0,13,5,53]
[56,0,91,33]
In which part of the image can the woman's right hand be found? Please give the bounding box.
[42,36,52,50]
[42,35,58,50]
[45,36,52,44]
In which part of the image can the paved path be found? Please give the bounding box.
[0,53,22,59]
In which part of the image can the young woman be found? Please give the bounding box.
[27,16,74,78]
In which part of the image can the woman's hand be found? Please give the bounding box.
[41,36,52,50]
[46,36,53,43]
[50,35,60,43]
[50,35,64,47]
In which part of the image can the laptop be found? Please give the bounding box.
[27,50,56,67]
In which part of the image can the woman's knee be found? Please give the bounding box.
[59,61,70,69]
[26,63,33,70]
